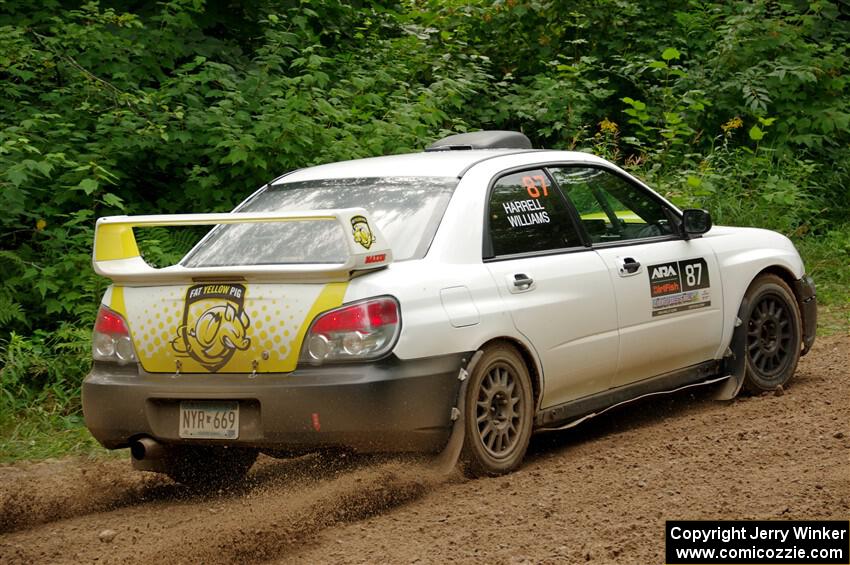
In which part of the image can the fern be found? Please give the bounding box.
[0,251,26,328]
[0,250,25,272]
[0,295,25,327]
[135,226,209,268]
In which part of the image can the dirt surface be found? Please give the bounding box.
[1,336,848,564]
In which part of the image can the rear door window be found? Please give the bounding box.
[486,169,582,258]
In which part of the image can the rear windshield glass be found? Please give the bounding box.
[181,177,458,267]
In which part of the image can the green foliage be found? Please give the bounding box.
[135,226,207,268]
[796,231,850,335]
[0,324,97,461]
[0,0,492,331]
[0,403,107,462]
[1,325,91,406]
[1,0,848,459]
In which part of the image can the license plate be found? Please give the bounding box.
[179,401,239,439]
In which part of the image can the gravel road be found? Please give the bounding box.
[1,335,847,564]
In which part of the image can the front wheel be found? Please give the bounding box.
[460,345,534,478]
[165,445,257,490]
[742,274,802,393]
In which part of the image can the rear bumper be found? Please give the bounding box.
[793,275,817,356]
[82,353,467,454]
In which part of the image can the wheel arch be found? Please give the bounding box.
[738,264,806,339]
[718,265,804,399]
[724,263,801,352]
[756,265,799,293]
[475,336,543,410]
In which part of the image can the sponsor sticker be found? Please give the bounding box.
[351,215,376,250]
[364,253,386,264]
[648,258,711,316]
[171,283,251,372]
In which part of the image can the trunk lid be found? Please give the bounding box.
[106,282,347,374]
[94,209,389,374]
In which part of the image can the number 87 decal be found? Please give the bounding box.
[684,262,702,287]
[522,175,549,198]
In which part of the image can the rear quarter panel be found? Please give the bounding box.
[345,261,529,363]
[343,161,546,388]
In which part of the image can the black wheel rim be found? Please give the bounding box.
[475,362,524,459]
[746,292,795,378]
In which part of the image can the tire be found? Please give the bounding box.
[741,274,802,393]
[165,445,257,490]
[460,344,534,478]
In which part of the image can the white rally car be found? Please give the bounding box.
[83,131,816,486]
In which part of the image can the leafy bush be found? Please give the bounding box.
[0,0,848,459]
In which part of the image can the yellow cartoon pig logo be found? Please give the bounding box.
[172,284,251,372]
[351,215,376,250]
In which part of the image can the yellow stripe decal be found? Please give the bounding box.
[109,286,127,317]
[281,282,349,371]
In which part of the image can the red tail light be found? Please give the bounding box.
[311,299,398,333]
[95,307,129,335]
[300,297,401,364]
[92,305,137,365]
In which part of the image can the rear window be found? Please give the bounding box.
[182,177,457,267]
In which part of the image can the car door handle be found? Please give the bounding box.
[512,274,534,290]
[618,257,641,277]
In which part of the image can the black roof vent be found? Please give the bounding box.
[425,130,532,152]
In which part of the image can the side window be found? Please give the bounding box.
[487,169,581,257]
[549,167,679,244]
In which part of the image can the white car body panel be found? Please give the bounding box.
[93,147,809,410]
[485,251,619,408]
[593,239,723,387]
[344,261,519,361]
[279,150,528,181]
[700,226,804,360]
[291,150,809,411]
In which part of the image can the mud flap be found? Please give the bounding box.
[713,298,749,401]
[431,350,483,474]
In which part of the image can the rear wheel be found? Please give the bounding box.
[165,445,257,490]
[460,345,533,477]
[742,274,802,393]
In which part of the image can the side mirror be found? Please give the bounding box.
[682,209,712,237]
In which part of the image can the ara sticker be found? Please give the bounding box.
[171,283,251,372]
[351,215,376,250]
[648,258,711,317]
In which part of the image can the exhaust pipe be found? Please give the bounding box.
[131,437,164,461]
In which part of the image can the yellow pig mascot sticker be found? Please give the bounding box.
[172,283,251,372]
[351,215,376,250]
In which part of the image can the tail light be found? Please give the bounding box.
[300,297,401,365]
[92,305,137,365]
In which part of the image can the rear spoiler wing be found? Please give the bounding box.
[92,208,393,284]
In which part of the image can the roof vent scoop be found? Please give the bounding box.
[425,130,532,152]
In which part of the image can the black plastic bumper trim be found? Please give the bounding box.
[82,353,471,453]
